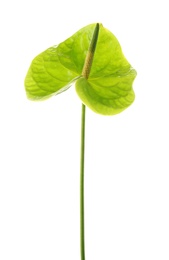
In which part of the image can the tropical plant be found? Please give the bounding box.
[24,23,137,260]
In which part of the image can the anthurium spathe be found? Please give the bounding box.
[24,23,136,115]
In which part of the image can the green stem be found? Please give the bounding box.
[80,103,86,260]
[80,23,99,260]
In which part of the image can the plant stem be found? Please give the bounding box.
[80,103,86,260]
[80,23,99,260]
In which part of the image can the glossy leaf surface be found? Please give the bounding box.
[25,23,136,115]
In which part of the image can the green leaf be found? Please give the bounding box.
[25,23,136,115]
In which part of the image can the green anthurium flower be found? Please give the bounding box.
[24,23,136,115]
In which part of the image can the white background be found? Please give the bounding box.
[0,0,169,259]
